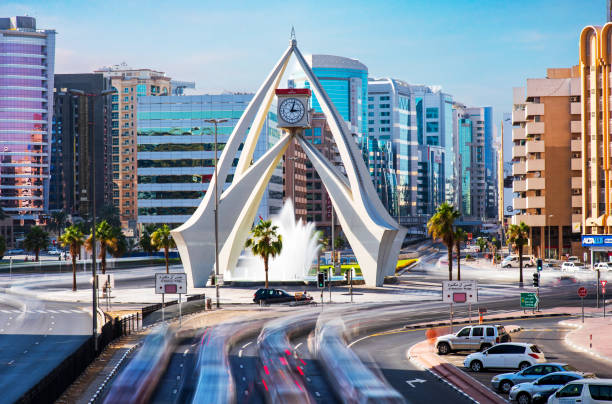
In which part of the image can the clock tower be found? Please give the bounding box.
[275,88,311,129]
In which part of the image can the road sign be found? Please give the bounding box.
[155,273,187,295]
[601,280,608,288]
[442,280,478,303]
[520,292,539,308]
[578,287,587,298]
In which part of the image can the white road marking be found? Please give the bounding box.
[7,360,14,365]
[23,350,27,354]
[47,310,59,314]
[183,348,189,356]
[242,341,252,349]
[0,310,11,314]
[238,349,243,358]
[306,377,311,382]
[180,363,183,368]
[294,342,303,351]
[315,392,320,397]
[176,376,180,380]
[172,389,177,394]
[240,364,243,369]
[242,377,246,381]
[406,378,427,388]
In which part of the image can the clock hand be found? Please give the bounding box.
[290,100,296,112]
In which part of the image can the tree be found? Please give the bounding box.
[427,202,460,281]
[23,226,49,262]
[476,237,487,253]
[454,228,466,281]
[86,220,119,275]
[245,219,283,289]
[315,231,328,273]
[47,210,68,238]
[507,222,530,286]
[98,204,121,228]
[0,235,5,260]
[151,224,176,274]
[139,225,157,255]
[60,225,85,291]
[334,236,345,250]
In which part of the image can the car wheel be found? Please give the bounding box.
[519,361,531,371]
[479,343,491,352]
[517,392,531,404]
[500,380,513,394]
[470,360,483,372]
[437,342,450,355]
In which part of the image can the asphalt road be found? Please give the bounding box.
[150,335,200,404]
[228,333,265,403]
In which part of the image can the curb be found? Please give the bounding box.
[403,312,570,330]
[559,320,612,365]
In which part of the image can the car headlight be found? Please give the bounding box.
[492,376,499,381]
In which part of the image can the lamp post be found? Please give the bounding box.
[205,118,227,309]
[68,87,116,352]
[547,214,553,261]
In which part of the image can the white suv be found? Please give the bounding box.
[436,325,511,354]
[464,342,546,372]
[561,262,582,272]
[547,379,612,404]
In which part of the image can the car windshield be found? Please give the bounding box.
[561,364,578,372]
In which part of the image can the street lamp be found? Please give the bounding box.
[205,118,227,309]
[69,87,116,352]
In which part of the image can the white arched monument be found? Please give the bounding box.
[171,37,406,287]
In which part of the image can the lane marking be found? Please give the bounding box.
[294,342,303,351]
[242,341,252,349]
[183,348,189,356]
[238,349,243,358]
[315,392,320,397]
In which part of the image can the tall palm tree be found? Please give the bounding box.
[60,225,85,291]
[454,227,466,281]
[507,221,530,286]
[427,202,460,281]
[245,219,283,289]
[23,226,49,262]
[151,224,176,274]
[86,220,118,275]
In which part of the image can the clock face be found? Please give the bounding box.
[279,98,305,124]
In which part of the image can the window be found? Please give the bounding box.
[457,328,470,337]
[426,122,439,132]
[380,96,390,101]
[508,345,526,354]
[379,127,390,132]
[471,327,483,337]
[522,365,544,375]
[137,84,147,95]
[368,112,374,117]
[538,375,561,385]
[426,107,439,118]
[589,384,612,400]
[380,111,390,116]
[379,104,390,108]
[380,119,390,124]
[486,345,510,354]
[368,105,374,109]
[111,112,118,119]
[367,96,374,101]
[111,104,118,111]
[486,328,495,337]
[368,120,374,125]
[556,384,583,398]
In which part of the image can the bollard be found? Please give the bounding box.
[590,334,592,349]
[206,298,212,310]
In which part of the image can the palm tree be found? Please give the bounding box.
[245,219,283,289]
[60,225,85,291]
[86,220,119,275]
[23,226,49,262]
[427,202,460,281]
[139,225,157,255]
[454,228,466,281]
[507,221,530,286]
[151,224,176,274]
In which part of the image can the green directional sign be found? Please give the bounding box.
[521,292,539,308]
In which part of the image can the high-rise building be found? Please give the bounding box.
[453,104,495,219]
[501,112,517,226]
[94,64,171,230]
[52,74,113,217]
[0,16,55,226]
[136,93,282,227]
[511,67,581,258]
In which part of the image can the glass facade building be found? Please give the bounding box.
[0,16,55,224]
[136,94,281,226]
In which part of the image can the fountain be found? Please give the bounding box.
[225,199,321,282]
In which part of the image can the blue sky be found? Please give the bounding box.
[2,0,605,128]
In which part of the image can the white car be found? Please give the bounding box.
[562,262,582,272]
[464,342,546,372]
[547,378,612,404]
[594,262,612,272]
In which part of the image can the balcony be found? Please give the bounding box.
[526,196,546,209]
[526,122,545,135]
[526,178,545,190]
[570,140,582,152]
[512,109,525,124]
[511,214,546,227]
[513,161,526,175]
[526,159,545,172]
[512,145,526,159]
[570,102,581,115]
[572,195,582,207]
[525,103,545,117]
[571,158,582,171]
[571,120,581,133]
[513,126,526,140]
[526,140,545,154]
[513,180,526,192]
[513,197,527,210]
[571,176,582,188]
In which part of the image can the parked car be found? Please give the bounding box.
[508,371,587,404]
[561,262,582,272]
[594,262,612,272]
[47,248,61,256]
[502,255,536,268]
[567,256,580,263]
[464,343,546,372]
[253,288,313,304]
[547,378,612,404]
[6,249,24,255]
[436,325,510,355]
[491,363,583,394]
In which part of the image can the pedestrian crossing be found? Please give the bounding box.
[0,309,86,314]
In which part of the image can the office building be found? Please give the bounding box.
[0,16,55,225]
[51,74,113,217]
[511,67,581,258]
[501,112,517,226]
[136,93,282,227]
[94,64,171,230]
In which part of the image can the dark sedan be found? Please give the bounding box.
[253,288,313,304]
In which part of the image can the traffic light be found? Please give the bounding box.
[533,272,539,288]
[317,272,325,288]
[537,259,543,271]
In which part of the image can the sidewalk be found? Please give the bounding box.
[560,316,612,364]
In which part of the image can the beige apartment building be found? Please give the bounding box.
[511,67,582,258]
[94,65,171,230]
